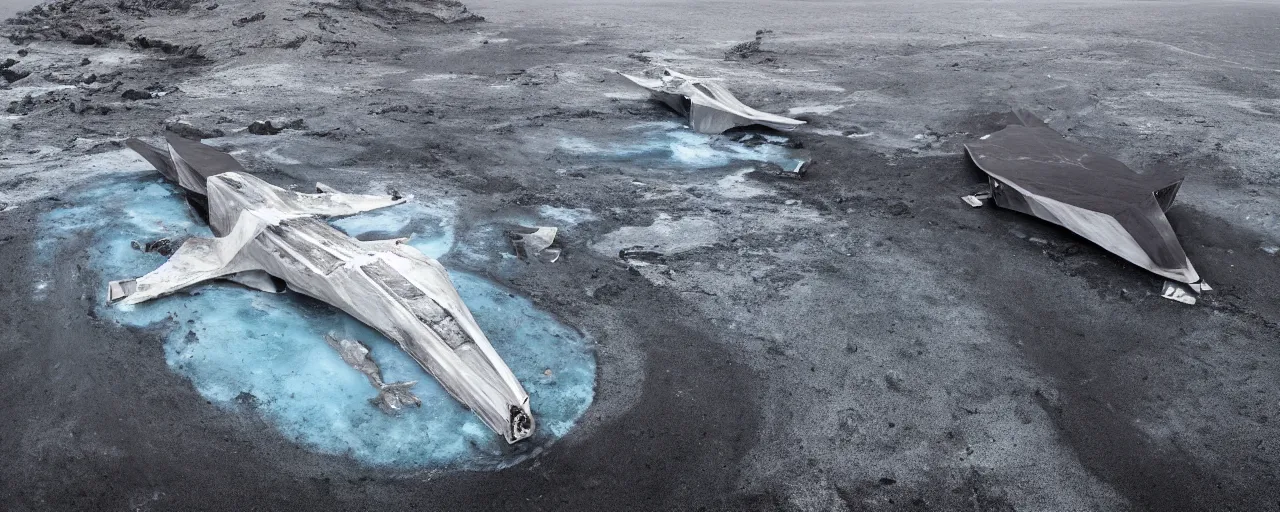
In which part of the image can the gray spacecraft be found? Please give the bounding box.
[110,134,535,443]
[963,111,1209,303]
[618,68,806,134]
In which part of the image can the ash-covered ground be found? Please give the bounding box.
[2,0,1280,510]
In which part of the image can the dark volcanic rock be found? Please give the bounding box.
[131,36,204,58]
[121,89,154,101]
[1,68,30,83]
[5,94,36,115]
[247,118,305,135]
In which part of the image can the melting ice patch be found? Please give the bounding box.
[36,173,596,469]
[558,121,806,170]
[331,200,457,259]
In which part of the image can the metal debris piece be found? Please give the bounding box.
[964,110,1210,300]
[1188,281,1212,293]
[110,135,534,443]
[618,246,666,265]
[325,334,422,414]
[762,160,807,180]
[1162,281,1198,305]
[617,68,806,134]
[961,191,992,208]
[508,226,560,262]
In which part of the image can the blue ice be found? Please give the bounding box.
[36,173,596,469]
[331,201,455,259]
[558,121,805,170]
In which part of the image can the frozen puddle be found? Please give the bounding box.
[36,173,596,469]
[558,121,806,170]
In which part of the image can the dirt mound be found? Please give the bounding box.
[317,0,483,23]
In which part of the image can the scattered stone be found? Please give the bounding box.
[206,2,218,9]
[235,391,259,407]
[233,12,266,27]
[1,58,17,69]
[79,57,91,66]
[885,202,911,216]
[1263,245,1279,256]
[280,35,308,49]
[6,94,36,115]
[1,68,31,83]
[247,118,305,135]
[121,89,154,101]
[884,370,905,391]
[879,478,897,486]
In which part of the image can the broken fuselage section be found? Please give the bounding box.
[963,111,1208,301]
[110,135,534,443]
[618,68,806,134]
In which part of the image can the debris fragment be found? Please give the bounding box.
[508,226,561,262]
[961,191,991,208]
[1161,281,1198,305]
[131,237,176,256]
[617,68,806,134]
[619,246,666,265]
[760,160,806,179]
[109,136,535,443]
[325,334,422,414]
[964,110,1209,301]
